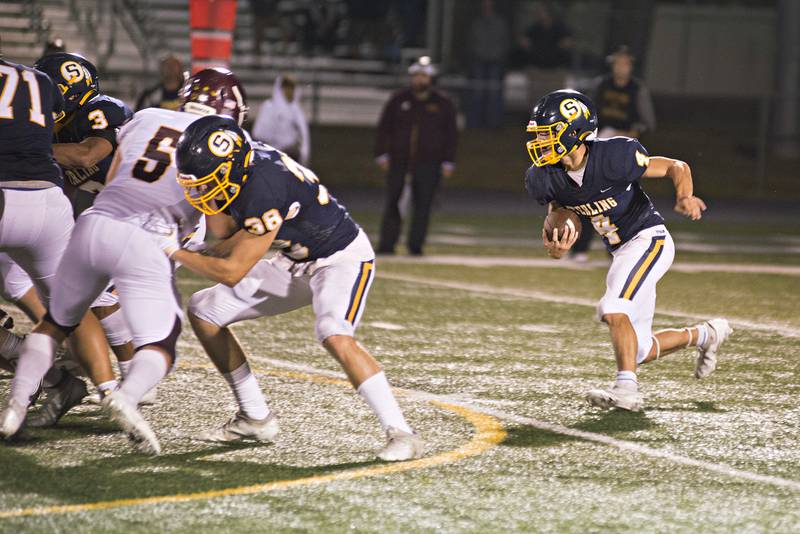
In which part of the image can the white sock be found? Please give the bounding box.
[223,361,270,420]
[357,371,412,434]
[10,333,57,406]
[696,324,709,348]
[0,330,22,365]
[615,370,638,391]
[117,349,168,407]
[118,359,132,380]
[97,380,118,398]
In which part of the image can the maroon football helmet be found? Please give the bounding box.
[180,67,248,126]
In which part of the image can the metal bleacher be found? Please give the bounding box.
[0,0,406,125]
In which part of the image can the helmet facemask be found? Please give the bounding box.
[177,161,240,215]
[527,120,580,167]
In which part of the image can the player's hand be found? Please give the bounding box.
[542,226,578,259]
[143,217,181,258]
[375,154,390,172]
[674,195,706,220]
[441,162,455,178]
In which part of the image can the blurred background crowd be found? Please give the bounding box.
[0,0,793,253]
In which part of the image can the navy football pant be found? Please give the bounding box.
[378,163,442,255]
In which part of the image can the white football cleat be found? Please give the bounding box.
[377,426,425,462]
[0,398,27,439]
[85,392,103,405]
[197,412,279,443]
[586,385,644,412]
[102,391,161,455]
[695,318,733,379]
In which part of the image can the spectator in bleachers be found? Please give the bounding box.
[568,45,657,263]
[518,2,574,105]
[592,45,656,138]
[135,54,186,111]
[467,0,510,129]
[252,75,310,166]
[375,57,458,256]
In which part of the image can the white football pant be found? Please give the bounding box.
[49,212,182,349]
[0,187,73,307]
[190,230,375,342]
[597,225,675,363]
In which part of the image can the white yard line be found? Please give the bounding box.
[378,272,800,338]
[379,254,800,276]
[193,345,800,493]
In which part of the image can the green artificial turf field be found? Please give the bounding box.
[0,210,798,533]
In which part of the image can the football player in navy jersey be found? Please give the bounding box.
[165,115,423,461]
[20,53,139,425]
[524,90,733,411]
[0,55,121,437]
[35,52,133,208]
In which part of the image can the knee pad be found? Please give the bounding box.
[138,317,181,361]
[596,297,636,322]
[315,312,355,344]
[99,308,133,347]
[188,287,229,327]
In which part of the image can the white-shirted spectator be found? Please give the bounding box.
[251,74,310,166]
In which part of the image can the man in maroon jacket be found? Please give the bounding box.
[374,57,458,256]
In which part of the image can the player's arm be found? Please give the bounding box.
[642,156,706,220]
[52,137,113,169]
[172,227,278,287]
[103,148,122,184]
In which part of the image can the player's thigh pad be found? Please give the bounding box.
[310,230,375,342]
[0,188,73,305]
[0,253,34,302]
[189,258,310,327]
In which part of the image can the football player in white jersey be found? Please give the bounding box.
[0,68,247,454]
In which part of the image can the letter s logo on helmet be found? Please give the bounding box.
[526,90,598,167]
[60,61,85,83]
[35,52,99,117]
[208,130,238,158]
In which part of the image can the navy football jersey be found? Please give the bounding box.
[55,94,132,194]
[0,60,63,187]
[525,137,664,250]
[228,146,360,261]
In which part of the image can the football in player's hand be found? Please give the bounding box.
[544,208,581,241]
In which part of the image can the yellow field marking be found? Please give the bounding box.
[0,365,506,519]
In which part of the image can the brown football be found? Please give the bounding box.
[544,208,582,241]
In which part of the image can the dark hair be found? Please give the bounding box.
[280,74,297,90]
[606,45,634,65]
